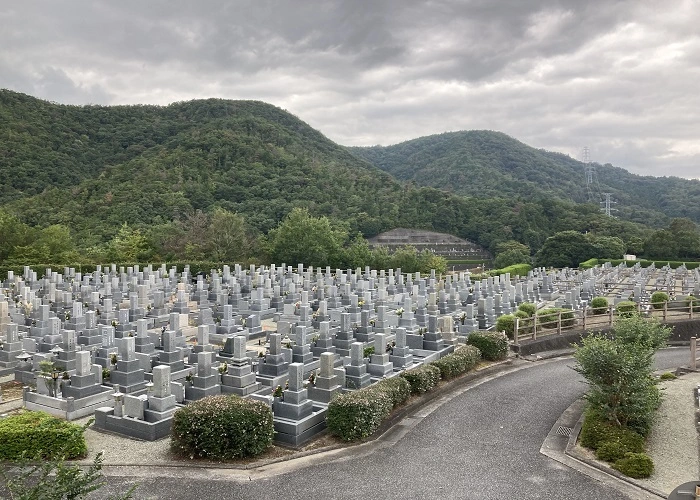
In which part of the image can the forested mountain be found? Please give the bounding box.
[0,90,693,267]
[348,131,700,227]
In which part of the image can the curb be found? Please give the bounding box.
[92,356,530,475]
[565,406,667,499]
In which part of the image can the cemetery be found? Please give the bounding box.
[0,260,698,458]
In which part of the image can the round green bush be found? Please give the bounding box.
[466,331,509,361]
[327,389,393,441]
[686,295,700,313]
[615,301,638,317]
[0,411,88,460]
[613,452,654,478]
[590,297,608,315]
[495,314,515,339]
[650,291,668,310]
[517,302,537,317]
[171,395,274,459]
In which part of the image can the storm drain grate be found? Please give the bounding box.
[556,426,573,437]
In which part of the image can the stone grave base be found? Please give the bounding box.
[273,405,327,446]
[94,406,176,441]
[24,389,114,421]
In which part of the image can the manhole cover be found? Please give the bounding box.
[556,426,573,436]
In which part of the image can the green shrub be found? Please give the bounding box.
[536,308,575,328]
[612,452,654,478]
[650,291,668,310]
[488,263,531,277]
[399,364,442,394]
[659,372,677,380]
[517,303,537,317]
[614,301,638,317]
[0,411,88,460]
[580,258,599,269]
[326,388,393,441]
[495,314,515,339]
[590,297,608,315]
[430,345,481,379]
[466,331,509,361]
[686,295,700,313]
[596,441,628,462]
[373,377,411,408]
[171,395,273,459]
[579,408,645,453]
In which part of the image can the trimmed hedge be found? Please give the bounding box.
[488,263,531,278]
[0,411,87,460]
[430,345,481,379]
[613,452,654,478]
[466,331,509,361]
[590,297,608,314]
[400,364,442,395]
[614,301,638,317]
[495,314,516,339]
[326,377,411,441]
[171,395,273,459]
[517,303,537,317]
[650,291,668,310]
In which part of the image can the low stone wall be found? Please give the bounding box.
[513,318,700,356]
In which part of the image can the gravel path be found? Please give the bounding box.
[637,371,700,495]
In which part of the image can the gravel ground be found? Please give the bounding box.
[637,371,700,495]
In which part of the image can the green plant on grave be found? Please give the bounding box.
[273,385,283,398]
[38,360,59,398]
[363,346,375,358]
[218,362,228,375]
[650,291,669,310]
[590,297,608,314]
[102,367,111,380]
[109,353,118,365]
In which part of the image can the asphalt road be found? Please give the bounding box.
[95,348,689,500]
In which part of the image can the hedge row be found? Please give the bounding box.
[327,377,411,441]
[0,411,88,460]
[171,395,274,459]
[466,332,509,361]
[430,345,481,380]
[487,263,532,278]
[328,346,485,441]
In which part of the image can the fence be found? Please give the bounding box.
[512,298,699,346]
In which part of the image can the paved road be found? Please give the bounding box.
[95,348,688,500]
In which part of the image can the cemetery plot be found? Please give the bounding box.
[0,260,697,446]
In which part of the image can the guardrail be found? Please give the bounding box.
[512,299,698,346]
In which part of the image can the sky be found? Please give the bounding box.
[1,0,699,179]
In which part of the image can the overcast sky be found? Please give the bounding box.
[1,1,699,179]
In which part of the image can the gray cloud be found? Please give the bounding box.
[1,0,698,178]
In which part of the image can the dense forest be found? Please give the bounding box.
[0,90,697,269]
[348,131,700,227]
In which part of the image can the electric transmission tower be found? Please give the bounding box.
[601,192,617,217]
[582,146,600,203]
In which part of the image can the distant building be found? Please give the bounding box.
[367,228,491,260]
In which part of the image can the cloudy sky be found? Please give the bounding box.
[1,0,699,179]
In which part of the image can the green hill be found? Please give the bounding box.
[348,130,700,226]
[0,90,665,265]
